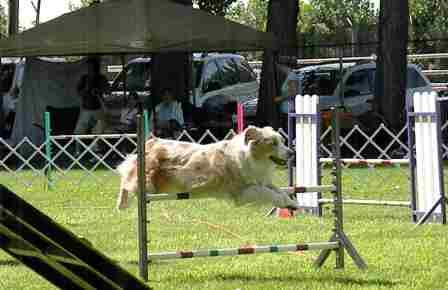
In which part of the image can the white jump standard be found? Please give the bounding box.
[135,106,367,284]
[289,92,447,224]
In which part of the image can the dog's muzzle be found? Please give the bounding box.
[270,156,288,166]
[270,148,294,166]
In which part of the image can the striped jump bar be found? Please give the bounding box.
[146,192,192,202]
[147,185,336,202]
[320,158,409,166]
[281,185,336,193]
[148,241,339,261]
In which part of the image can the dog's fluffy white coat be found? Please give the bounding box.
[116,126,297,210]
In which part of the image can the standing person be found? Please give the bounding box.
[150,88,184,138]
[74,56,110,155]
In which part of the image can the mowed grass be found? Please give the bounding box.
[1,166,448,290]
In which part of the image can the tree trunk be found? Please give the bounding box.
[150,52,190,103]
[376,0,409,131]
[8,0,19,35]
[150,0,191,110]
[256,0,298,128]
[1,1,19,136]
[34,0,41,25]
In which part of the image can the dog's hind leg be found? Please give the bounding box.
[117,178,131,210]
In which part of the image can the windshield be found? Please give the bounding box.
[111,62,151,91]
[304,68,347,95]
[193,60,204,89]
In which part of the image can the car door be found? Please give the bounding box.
[406,66,433,99]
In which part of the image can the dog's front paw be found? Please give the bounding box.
[276,195,299,210]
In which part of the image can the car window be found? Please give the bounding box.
[215,58,239,87]
[312,71,338,95]
[127,62,150,91]
[344,69,372,98]
[407,67,427,88]
[201,60,222,94]
[233,58,256,83]
[0,64,15,93]
[193,60,204,89]
[112,62,151,91]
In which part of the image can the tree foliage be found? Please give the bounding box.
[410,0,448,39]
[0,3,6,38]
[226,0,268,31]
[195,0,238,16]
[308,0,376,33]
[69,0,101,11]
[227,0,376,34]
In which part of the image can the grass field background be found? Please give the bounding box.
[1,166,448,290]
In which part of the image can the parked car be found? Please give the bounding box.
[244,61,434,132]
[108,53,259,135]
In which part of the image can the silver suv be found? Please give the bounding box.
[244,62,434,131]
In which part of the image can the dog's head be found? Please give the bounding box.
[244,126,294,166]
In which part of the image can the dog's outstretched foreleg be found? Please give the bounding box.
[237,185,298,209]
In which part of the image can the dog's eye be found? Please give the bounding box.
[272,139,278,146]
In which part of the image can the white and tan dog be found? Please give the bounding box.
[116,126,298,210]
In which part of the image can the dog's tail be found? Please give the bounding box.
[117,154,137,177]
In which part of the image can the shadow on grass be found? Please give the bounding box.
[209,273,398,287]
[126,262,400,288]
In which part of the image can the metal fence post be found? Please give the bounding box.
[44,111,53,191]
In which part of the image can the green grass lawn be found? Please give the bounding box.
[1,166,448,290]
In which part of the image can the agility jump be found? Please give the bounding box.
[133,103,367,283]
[289,92,447,225]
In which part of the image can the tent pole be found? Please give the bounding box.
[120,54,127,104]
[44,111,53,191]
[150,53,157,136]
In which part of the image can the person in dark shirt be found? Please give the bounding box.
[74,56,110,155]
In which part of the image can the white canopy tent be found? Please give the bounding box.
[0,0,278,57]
[0,0,279,145]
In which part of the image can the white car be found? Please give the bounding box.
[110,53,259,133]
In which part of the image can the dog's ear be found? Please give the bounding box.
[244,126,262,145]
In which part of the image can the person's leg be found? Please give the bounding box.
[74,109,93,155]
[91,109,105,156]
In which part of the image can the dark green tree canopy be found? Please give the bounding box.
[195,0,238,15]
[308,0,376,32]
[410,0,448,39]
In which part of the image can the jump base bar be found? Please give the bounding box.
[319,198,411,207]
